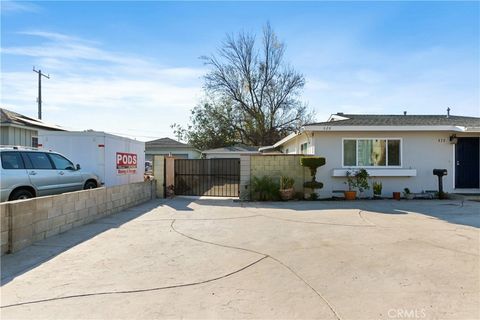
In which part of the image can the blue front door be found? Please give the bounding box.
[455,137,480,188]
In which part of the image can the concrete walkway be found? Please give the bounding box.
[1,198,479,319]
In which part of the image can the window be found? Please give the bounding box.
[343,138,401,167]
[25,152,54,169]
[32,136,38,148]
[1,152,25,169]
[300,143,308,154]
[48,153,75,170]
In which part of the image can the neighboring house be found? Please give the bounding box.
[1,108,65,147]
[260,112,480,197]
[202,144,261,159]
[145,137,200,161]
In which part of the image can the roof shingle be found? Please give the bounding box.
[146,137,192,148]
[306,114,480,127]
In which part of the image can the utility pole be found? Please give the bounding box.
[33,67,50,120]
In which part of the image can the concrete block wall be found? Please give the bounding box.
[240,154,308,200]
[1,204,10,255]
[153,155,165,198]
[0,180,156,255]
[239,155,251,200]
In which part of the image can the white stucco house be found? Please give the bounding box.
[260,112,480,197]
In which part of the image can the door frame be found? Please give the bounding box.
[454,137,480,190]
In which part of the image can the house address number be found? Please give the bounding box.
[437,138,446,143]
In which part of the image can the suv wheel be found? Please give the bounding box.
[84,181,97,189]
[10,189,34,201]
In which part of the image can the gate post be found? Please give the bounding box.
[239,155,251,200]
[165,156,175,196]
[153,155,165,198]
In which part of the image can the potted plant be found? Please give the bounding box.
[279,176,295,200]
[344,169,370,200]
[373,181,382,199]
[300,156,326,197]
[403,188,414,200]
[344,171,357,200]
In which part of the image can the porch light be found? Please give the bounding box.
[449,134,458,144]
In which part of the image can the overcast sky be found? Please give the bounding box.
[1,1,479,141]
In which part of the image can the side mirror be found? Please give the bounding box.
[76,164,81,170]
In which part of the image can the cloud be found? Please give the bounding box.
[1,1,41,14]
[1,31,205,141]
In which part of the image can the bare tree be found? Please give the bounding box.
[201,23,313,146]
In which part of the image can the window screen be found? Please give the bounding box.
[343,140,356,166]
[388,140,401,166]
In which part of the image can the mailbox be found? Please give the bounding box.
[433,169,447,177]
[433,169,448,199]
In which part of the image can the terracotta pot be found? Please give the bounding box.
[344,191,357,200]
[393,192,401,200]
[280,188,295,200]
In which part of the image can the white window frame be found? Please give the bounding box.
[300,142,308,154]
[341,137,403,168]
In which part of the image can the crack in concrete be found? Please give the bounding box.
[411,239,479,257]
[137,214,262,222]
[262,213,374,228]
[0,255,268,309]
[357,210,377,227]
[170,219,342,320]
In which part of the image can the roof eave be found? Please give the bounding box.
[303,125,470,132]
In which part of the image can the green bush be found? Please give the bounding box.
[252,176,280,201]
[345,169,370,192]
[280,176,295,189]
[309,192,319,200]
[372,181,382,195]
[303,181,323,189]
[300,156,326,179]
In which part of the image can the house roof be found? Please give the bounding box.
[306,113,480,128]
[262,112,480,150]
[1,108,65,131]
[146,137,193,149]
[202,144,261,154]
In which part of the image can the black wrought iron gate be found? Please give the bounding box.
[174,159,240,197]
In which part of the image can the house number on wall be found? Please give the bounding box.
[322,126,332,131]
[437,138,446,143]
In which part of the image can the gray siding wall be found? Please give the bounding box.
[1,126,37,147]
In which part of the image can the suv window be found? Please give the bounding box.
[48,153,75,170]
[1,152,25,169]
[24,152,54,169]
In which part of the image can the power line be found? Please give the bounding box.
[33,67,50,120]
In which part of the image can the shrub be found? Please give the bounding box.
[303,181,323,189]
[280,176,295,189]
[252,176,280,201]
[373,181,382,195]
[300,156,326,179]
[309,192,319,200]
[345,169,370,192]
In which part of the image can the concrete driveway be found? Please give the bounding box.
[1,198,479,319]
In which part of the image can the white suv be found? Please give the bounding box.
[0,147,101,202]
